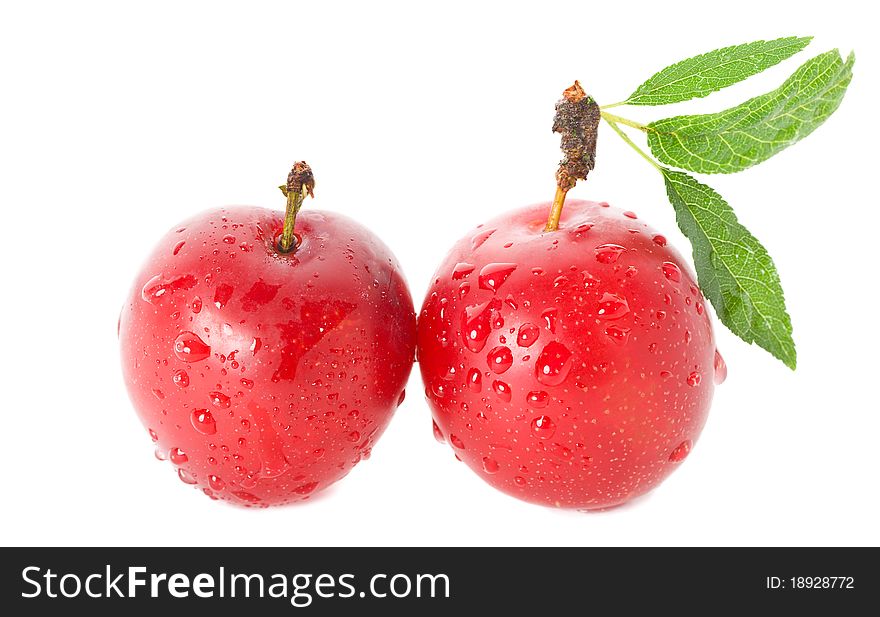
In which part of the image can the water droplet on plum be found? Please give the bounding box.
[191,409,217,435]
[431,379,449,399]
[173,331,211,362]
[714,350,727,385]
[526,390,549,408]
[541,308,558,333]
[478,263,517,292]
[595,244,625,264]
[233,491,260,503]
[467,368,482,392]
[171,369,189,388]
[461,298,502,353]
[482,457,500,474]
[662,262,681,283]
[517,323,540,347]
[669,440,692,462]
[596,292,630,320]
[530,415,556,438]
[492,380,512,402]
[535,341,573,386]
[471,228,496,250]
[209,391,231,409]
[141,274,197,304]
[487,346,513,374]
[452,262,475,280]
[604,325,631,345]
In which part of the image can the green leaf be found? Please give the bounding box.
[624,36,812,106]
[661,168,796,369]
[278,184,289,197]
[647,50,855,174]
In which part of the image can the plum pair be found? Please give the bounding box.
[119,160,719,510]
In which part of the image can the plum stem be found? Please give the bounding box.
[278,161,315,253]
[544,187,569,232]
[545,81,600,232]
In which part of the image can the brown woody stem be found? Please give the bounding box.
[545,81,600,232]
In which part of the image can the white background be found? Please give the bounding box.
[1,0,877,547]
